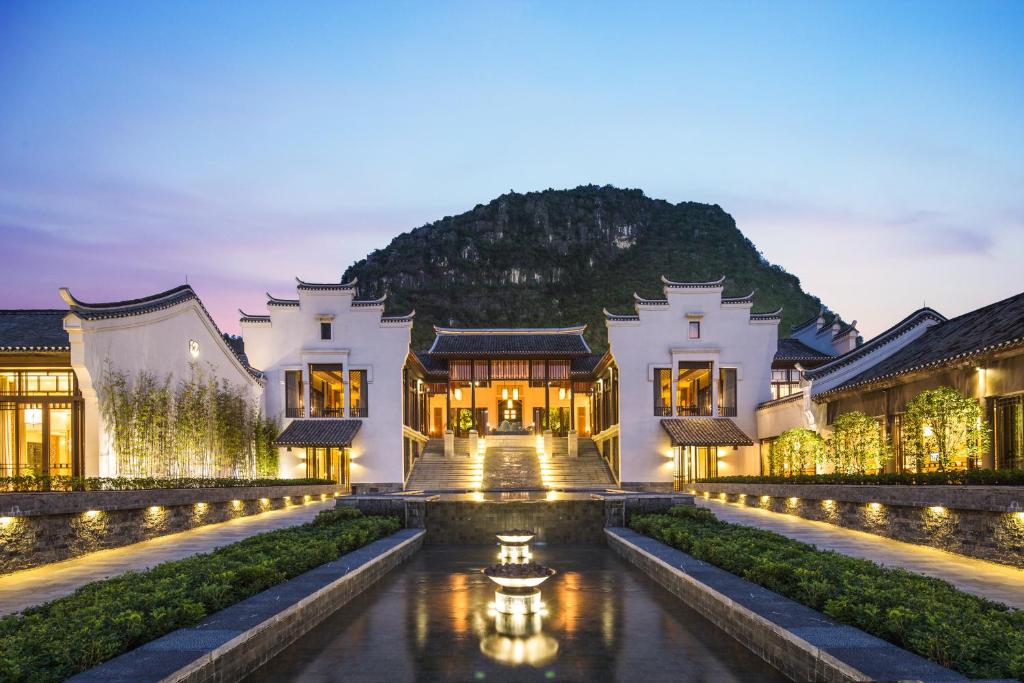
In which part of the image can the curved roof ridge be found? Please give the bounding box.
[59,284,193,311]
[266,293,299,306]
[750,307,784,319]
[722,290,756,304]
[661,274,726,288]
[804,307,946,381]
[791,307,825,332]
[351,294,387,307]
[239,309,271,320]
[381,310,415,321]
[603,308,640,321]
[432,325,587,335]
[633,292,669,305]
[295,276,357,290]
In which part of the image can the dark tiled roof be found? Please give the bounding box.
[571,354,605,375]
[774,338,834,363]
[266,293,299,307]
[721,290,756,304]
[275,419,362,447]
[804,307,946,381]
[0,310,70,351]
[415,352,449,374]
[660,418,753,446]
[62,285,264,382]
[822,291,1024,396]
[428,327,591,358]
[661,275,726,289]
[60,285,196,320]
[791,310,823,332]
[750,308,783,321]
[603,308,640,322]
[295,277,357,292]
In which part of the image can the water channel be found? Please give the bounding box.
[246,544,786,682]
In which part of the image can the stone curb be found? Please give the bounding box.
[606,527,976,683]
[69,528,425,683]
[0,484,343,517]
[688,482,1024,513]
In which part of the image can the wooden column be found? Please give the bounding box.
[470,363,477,432]
[569,386,576,430]
[446,379,451,431]
[544,361,550,431]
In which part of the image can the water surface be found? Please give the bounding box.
[246,545,786,682]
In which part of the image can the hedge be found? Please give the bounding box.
[697,468,1024,486]
[0,476,335,493]
[0,507,400,682]
[630,506,1024,680]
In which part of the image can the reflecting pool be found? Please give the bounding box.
[246,545,786,682]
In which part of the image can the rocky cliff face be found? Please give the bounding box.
[344,185,833,350]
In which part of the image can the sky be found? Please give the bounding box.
[1,1,1022,338]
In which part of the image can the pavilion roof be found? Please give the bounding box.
[660,418,754,447]
[427,326,591,358]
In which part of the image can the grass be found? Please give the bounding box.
[630,505,1024,680]
[0,507,400,683]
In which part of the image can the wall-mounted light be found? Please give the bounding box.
[454,388,463,401]
[502,388,509,400]
[188,339,201,358]
[512,388,519,401]
[558,387,566,400]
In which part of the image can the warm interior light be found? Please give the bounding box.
[558,387,566,400]
[24,408,42,425]
[502,388,509,400]
[507,398,513,409]
[454,388,462,401]
[512,388,519,401]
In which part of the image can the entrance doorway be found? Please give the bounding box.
[499,400,523,429]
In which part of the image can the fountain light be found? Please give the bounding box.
[496,530,535,545]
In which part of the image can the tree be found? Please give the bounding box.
[902,386,989,472]
[771,428,825,476]
[828,411,886,474]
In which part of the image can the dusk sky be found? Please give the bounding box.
[1,1,1022,338]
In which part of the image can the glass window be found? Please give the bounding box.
[996,396,1023,470]
[349,370,368,417]
[688,321,701,339]
[718,367,737,417]
[285,370,304,418]
[320,322,332,340]
[677,362,712,416]
[770,367,801,400]
[653,368,672,416]
[309,364,344,418]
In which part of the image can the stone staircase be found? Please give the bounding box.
[541,438,616,488]
[403,436,616,491]
[404,439,482,491]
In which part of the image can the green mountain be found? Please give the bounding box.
[343,185,835,351]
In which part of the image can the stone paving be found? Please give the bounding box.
[698,497,1024,610]
[0,498,337,616]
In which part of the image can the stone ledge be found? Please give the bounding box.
[606,527,971,683]
[0,484,343,517]
[689,482,1024,513]
[69,528,425,683]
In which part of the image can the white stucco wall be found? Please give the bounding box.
[608,282,779,484]
[65,296,263,477]
[241,285,412,486]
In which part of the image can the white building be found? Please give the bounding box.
[603,276,781,489]
[239,278,414,492]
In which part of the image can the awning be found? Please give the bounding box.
[274,419,362,447]
[660,418,753,447]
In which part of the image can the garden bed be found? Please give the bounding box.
[0,507,400,683]
[698,469,1024,486]
[630,505,1024,680]
[0,475,333,493]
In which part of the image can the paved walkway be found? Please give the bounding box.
[0,498,337,617]
[697,497,1024,610]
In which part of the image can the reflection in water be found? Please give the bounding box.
[481,531,559,667]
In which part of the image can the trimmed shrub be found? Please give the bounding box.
[0,476,335,493]
[630,506,1024,679]
[696,469,1024,486]
[0,509,400,682]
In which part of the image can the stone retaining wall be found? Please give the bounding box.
[0,484,342,574]
[72,529,425,683]
[689,482,1024,568]
[338,492,694,544]
[607,528,966,682]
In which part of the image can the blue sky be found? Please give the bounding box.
[1,1,1022,336]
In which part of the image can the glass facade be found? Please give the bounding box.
[676,362,712,416]
[653,368,672,416]
[995,396,1023,470]
[0,370,82,477]
[718,368,737,417]
[306,446,347,484]
[285,370,304,418]
[770,368,801,400]
[349,369,368,417]
[309,364,344,417]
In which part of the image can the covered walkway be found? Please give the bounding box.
[698,497,1024,610]
[0,498,336,617]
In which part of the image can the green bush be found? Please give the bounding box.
[0,509,400,682]
[630,506,1024,679]
[697,468,1024,486]
[0,476,335,493]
